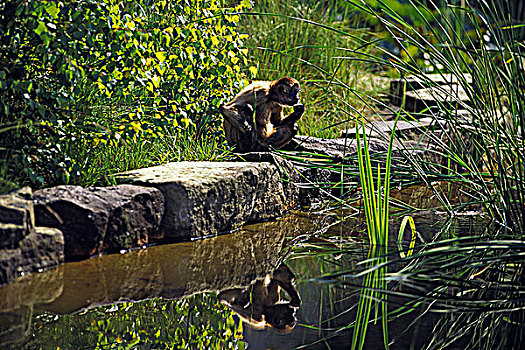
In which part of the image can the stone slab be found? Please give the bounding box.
[390,73,472,107]
[115,162,299,240]
[404,84,471,113]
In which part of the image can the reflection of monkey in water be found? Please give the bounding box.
[219,77,305,152]
[218,263,301,333]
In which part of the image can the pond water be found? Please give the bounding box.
[1,205,522,349]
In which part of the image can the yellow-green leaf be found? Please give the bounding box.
[248,66,258,77]
[156,51,167,62]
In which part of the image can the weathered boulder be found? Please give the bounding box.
[0,227,64,286]
[115,162,300,240]
[287,134,397,157]
[0,187,34,249]
[33,185,164,260]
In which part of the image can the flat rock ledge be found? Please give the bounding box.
[115,161,300,241]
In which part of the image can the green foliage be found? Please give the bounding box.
[0,0,251,189]
[18,294,245,349]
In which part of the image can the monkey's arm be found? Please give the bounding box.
[220,105,253,133]
[276,104,305,126]
[273,264,301,307]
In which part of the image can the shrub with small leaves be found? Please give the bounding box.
[0,0,254,188]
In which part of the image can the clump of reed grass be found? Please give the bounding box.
[351,116,400,349]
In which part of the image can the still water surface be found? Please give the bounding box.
[0,209,515,349]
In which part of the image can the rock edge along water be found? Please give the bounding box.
[0,160,301,286]
[114,161,300,241]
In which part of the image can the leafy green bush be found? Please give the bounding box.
[0,0,252,189]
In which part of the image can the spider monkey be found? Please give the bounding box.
[218,263,301,333]
[220,77,305,152]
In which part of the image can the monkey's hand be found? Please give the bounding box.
[283,104,304,124]
[241,104,254,117]
[293,104,305,116]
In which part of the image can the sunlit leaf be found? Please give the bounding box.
[156,51,167,62]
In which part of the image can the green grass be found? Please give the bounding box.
[62,129,232,187]
[240,0,392,139]
[361,0,525,231]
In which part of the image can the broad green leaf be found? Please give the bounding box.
[34,21,47,36]
[45,2,59,18]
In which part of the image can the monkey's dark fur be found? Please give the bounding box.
[218,264,301,333]
[220,77,305,152]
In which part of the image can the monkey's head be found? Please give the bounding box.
[270,77,301,106]
[264,304,297,333]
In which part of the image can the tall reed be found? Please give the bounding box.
[352,116,398,349]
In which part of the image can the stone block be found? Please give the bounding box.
[115,162,300,240]
[340,118,446,140]
[34,185,164,260]
[404,84,471,113]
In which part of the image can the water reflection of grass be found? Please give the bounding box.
[18,294,245,350]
